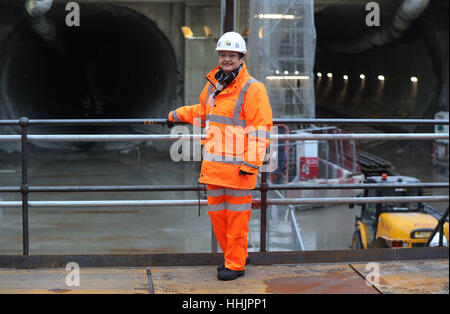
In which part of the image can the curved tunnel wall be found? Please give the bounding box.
[313,3,448,132]
[315,35,434,118]
[0,3,178,150]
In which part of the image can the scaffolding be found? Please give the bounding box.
[248,0,316,118]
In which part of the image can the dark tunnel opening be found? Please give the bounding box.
[0,4,178,150]
[313,2,449,132]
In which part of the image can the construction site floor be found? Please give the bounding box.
[0,259,448,294]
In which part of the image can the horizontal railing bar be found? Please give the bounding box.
[267,196,449,205]
[0,187,21,192]
[0,119,168,126]
[0,196,447,208]
[0,200,209,207]
[266,183,449,190]
[274,118,449,125]
[0,183,448,193]
[0,118,449,126]
[0,133,448,142]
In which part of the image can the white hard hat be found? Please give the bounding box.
[216,32,247,54]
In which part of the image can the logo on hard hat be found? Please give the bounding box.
[225,40,232,46]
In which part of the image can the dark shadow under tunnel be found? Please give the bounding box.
[0,4,178,150]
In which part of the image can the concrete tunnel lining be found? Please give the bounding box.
[0,3,178,150]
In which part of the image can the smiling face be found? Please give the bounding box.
[218,50,245,75]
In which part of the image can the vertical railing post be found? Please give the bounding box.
[352,140,357,172]
[19,117,30,256]
[438,206,448,247]
[211,225,218,253]
[439,223,444,247]
[260,171,268,253]
[425,206,449,247]
[325,139,329,180]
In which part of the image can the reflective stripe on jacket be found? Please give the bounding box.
[168,63,273,189]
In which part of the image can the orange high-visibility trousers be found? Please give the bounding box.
[206,184,252,271]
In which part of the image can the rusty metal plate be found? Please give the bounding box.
[151,264,379,294]
[351,259,449,294]
[0,268,150,294]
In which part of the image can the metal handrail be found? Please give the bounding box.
[0,133,448,142]
[0,117,448,256]
[2,196,447,208]
[0,117,449,126]
[0,182,448,193]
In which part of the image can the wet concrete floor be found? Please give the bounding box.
[1,259,447,294]
[0,135,448,254]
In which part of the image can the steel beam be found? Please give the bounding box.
[0,248,447,269]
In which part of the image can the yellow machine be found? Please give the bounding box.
[351,175,449,249]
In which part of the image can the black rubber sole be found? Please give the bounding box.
[217,257,250,272]
[217,269,245,281]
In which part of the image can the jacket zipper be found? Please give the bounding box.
[205,76,216,91]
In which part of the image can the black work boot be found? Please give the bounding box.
[217,268,245,281]
[217,257,250,272]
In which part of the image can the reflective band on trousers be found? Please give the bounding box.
[207,187,252,212]
[208,202,252,212]
[207,188,252,197]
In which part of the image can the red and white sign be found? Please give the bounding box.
[299,157,318,180]
[296,137,318,180]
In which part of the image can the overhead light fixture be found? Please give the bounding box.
[378,75,385,81]
[275,70,280,74]
[327,73,333,78]
[411,76,418,82]
[180,26,194,38]
[203,26,213,38]
[295,71,299,75]
[343,75,349,80]
[284,71,289,75]
[266,76,310,80]
[317,72,322,77]
[255,14,296,19]
[360,74,366,79]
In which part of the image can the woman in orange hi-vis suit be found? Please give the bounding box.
[168,32,273,281]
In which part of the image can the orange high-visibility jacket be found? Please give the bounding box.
[169,63,273,189]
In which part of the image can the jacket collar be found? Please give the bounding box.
[206,62,250,89]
